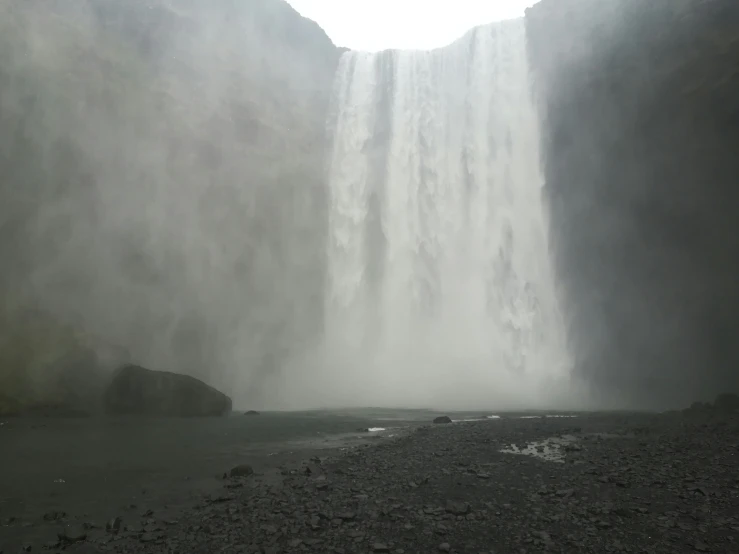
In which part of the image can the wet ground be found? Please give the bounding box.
[0,408,501,547]
[98,409,737,554]
[1,408,668,552]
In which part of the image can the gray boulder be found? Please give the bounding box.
[433,415,452,424]
[103,365,232,417]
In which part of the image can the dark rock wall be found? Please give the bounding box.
[526,0,739,408]
[0,0,341,406]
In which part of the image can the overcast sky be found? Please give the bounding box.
[286,0,540,51]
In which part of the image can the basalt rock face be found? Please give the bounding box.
[0,0,341,405]
[103,364,232,417]
[526,0,739,408]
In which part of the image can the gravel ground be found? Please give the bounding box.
[15,407,734,554]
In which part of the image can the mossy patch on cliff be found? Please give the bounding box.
[0,309,106,416]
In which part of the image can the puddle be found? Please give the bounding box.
[455,414,578,422]
[500,434,579,463]
[355,426,391,433]
[456,415,501,421]
[518,414,578,419]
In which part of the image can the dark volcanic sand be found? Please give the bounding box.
[3,410,739,553]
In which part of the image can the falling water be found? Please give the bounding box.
[321,19,571,409]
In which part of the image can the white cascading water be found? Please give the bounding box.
[319,19,571,409]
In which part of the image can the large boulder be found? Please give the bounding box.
[103,365,232,417]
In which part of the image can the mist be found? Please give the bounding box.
[0,0,593,413]
[0,0,340,409]
[5,0,733,414]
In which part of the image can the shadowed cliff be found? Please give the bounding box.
[526,0,739,408]
[0,0,341,412]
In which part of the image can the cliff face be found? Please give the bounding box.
[526,0,739,408]
[0,0,341,410]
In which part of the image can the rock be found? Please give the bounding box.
[0,327,112,418]
[433,416,452,424]
[139,532,160,543]
[106,516,122,534]
[713,393,739,412]
[58,524,87,543]
[102,365,232,417]
[685,401,712,414]
[445,500,470,515]
[229,464,254,478]
[243,410,260,416]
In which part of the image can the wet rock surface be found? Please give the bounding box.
[7,410,736,553]
[526,0,739,407]
[103,365,232,417]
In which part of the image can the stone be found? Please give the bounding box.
[713,393,739,412]
[244,410,260,416]
[58,524,87,543]
[102,365,232,417]
[446,500,470,515]
[685,401,711,413]
[230,464,255,478]
[106,516,123,534]
[433,416,452,424]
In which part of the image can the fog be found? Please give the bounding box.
[0,0,584,413]
[0,0,338,409]
[527,0,739,410]
[3,0,731,414]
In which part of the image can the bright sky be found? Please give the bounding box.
[286,0,540,51]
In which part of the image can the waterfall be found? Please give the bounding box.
[311,19,571,409]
